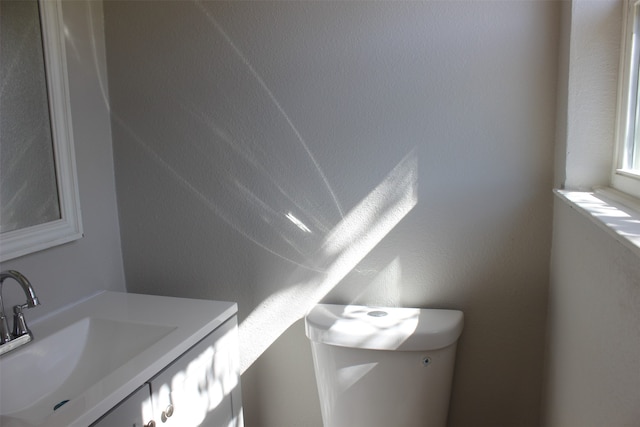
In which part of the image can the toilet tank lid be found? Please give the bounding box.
[304,304,464,351]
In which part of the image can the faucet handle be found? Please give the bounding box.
[12,304,31,338]
[0,313,11,344]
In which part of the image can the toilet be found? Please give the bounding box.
[305,304,464,427]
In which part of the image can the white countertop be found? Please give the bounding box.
[0,291,237,427]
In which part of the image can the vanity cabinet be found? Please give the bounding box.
[149,316,241,426]
[91,317,242,427]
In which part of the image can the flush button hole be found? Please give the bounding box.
[368,310,388,317]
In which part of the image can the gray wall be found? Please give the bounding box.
[0,1,125,318]
[103,1,560,426]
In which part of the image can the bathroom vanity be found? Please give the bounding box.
[0,292,243,427]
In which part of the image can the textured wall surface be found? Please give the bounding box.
[0,0,125,319]
[563,0,620,190]
[104,2,560,426]
[543,199,640,426]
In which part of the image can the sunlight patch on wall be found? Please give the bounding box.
[350,257,403,307]
[286,212,312,233]
[238,151,418,372]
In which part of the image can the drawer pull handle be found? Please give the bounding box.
[145,421,156,427]
[161,404,174,421]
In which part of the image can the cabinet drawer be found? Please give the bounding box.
[149,318,240,427]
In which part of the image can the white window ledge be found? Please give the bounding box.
[555,187,640,258]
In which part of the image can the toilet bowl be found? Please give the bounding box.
[305,304,463,427]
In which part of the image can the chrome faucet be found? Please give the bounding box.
[0,270,40,355]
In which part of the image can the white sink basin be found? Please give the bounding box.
[0,317,174,418]
[0,291,237,427]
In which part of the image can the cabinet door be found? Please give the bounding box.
[149,317,241,427]
[90,384,154,427]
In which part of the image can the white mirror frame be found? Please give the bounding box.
[0,0,83,262]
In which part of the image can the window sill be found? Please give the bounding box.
[554,187,640,258]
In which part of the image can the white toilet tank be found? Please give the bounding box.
[305,304,464,427]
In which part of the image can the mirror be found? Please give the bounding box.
[0,0,82,262]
